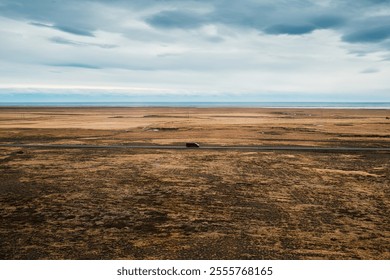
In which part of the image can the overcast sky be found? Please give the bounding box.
[0,0,390,102]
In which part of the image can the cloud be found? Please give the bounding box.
[30,22,51,28]
[146,10,206,29]
[139,1,390,49]
[310,15,345,28]
[360,68,380,73]
[264,24,317,35]
[366,0,390,4]
[0,0,390,101]
[1,1,98,35]
[50,37,117,49]
[31,22,94,37]
[53,25,95,37]
[50,63,101,69]
[2,1,390,46]
[343,25,390,43]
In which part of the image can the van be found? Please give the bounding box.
[186,142,200,148]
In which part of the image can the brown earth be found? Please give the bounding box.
[0,107,389,259]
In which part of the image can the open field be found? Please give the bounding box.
[0,107,389,259]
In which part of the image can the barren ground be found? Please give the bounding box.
[0,107,389,259]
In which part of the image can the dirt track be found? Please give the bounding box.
[0,107,389,259]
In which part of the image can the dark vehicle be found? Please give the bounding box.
[186,142,200,148]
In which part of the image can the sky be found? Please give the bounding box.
[0,0,390,102]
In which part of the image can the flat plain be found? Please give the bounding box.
[0,107,389,259]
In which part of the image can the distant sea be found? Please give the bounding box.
[1,102,390,109]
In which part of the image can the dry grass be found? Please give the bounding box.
[0,107,389,259]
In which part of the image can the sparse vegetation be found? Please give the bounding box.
[0,107,389,259]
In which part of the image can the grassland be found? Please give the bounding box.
[0,107,389,259]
